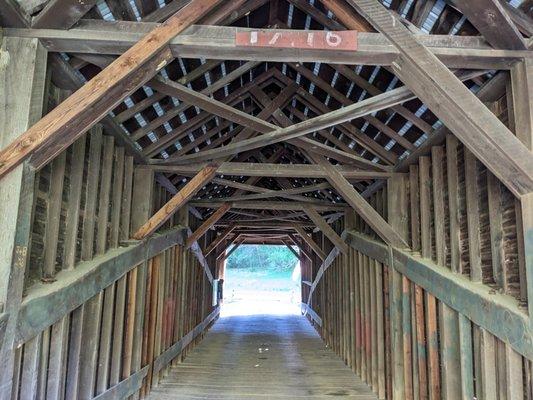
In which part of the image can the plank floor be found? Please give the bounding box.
[147,312,378,399]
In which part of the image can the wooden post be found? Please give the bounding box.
[387,175,409,400]
[0,36,47,400]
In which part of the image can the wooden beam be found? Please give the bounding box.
[204,224,236,256]
[221,238,245,261]
[192,200,347,212]
[132,163,219,239]
[282,239,303,261]
[186,203,232,248]
[31,0,99,29]
[287,233,314,262]
[6,22,525,69]
[292,224,327,261]
[146,162,396,179]
[0,0,223,180]
[449,0,527,50]
[347,0,533,198]
[304,206,348,254]
[313,155,408,248]
[0,0,29,27]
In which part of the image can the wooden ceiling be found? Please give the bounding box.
[0,0,531,247]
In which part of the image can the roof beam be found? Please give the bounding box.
[449,0,527,50]
[312,154,409,248]
[186,203,231,248]
[303,206,349,254]
[145,162,397,179]
[31,0,99,29]
[292,224,327,261]
[203,223,236,256]
[0,0,224,180]
[132,163,219,239]
[157,75,434,164]
[287,234,314,262]
[192,200,347,212]
[282,239,304,261]
[5,22,528,69]
[347,0,533,198]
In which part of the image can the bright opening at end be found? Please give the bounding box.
[220,244,301,317]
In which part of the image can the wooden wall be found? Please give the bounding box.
[302,98,532,400]
[3,79,218,400]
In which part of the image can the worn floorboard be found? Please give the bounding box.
[147,312,377,399]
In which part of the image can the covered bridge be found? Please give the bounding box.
[0,0,532,399]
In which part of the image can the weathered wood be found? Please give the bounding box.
[0,0,224,179]
[204,224,236,257]
[450,0,527,50]
[6,22,527,69]
[31,0,99,29]
[293,224,327,261]
[186,203,231,248]
[347,0,533,199]
[133,164,218,240]
[148,162,396,179]
[464,148,482,282]
[345,231,533,361]
[304,207,348,254]
[0,36,47,400]
[15,228,186,346]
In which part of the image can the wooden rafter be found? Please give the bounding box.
[132,163,219,240]
[346,0,533,199]
[186,203,232,248]
[303,206,349,254]
[0,0,224,180]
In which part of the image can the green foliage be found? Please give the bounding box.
[226,245,298,271]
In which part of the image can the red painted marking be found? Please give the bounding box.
[235,30,358,51]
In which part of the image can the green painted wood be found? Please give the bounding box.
[15,227,187,345]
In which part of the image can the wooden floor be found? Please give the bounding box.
[147,312,378,399]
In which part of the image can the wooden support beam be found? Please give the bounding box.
[6,22,524,69]
[313,155,408,248]
[193,200,347,212]
[147,162,396,179]
[186,203,232,248]
[287,233,314,262]
[292,224,327,261]
[204,224,237,256]
[449,0,527,50]
[346,0,533,199]
[132,163,219,239]
[31,0,99,29]
[0,0,223,180]
[221,238,245,261]
[303,206,349,254]
[0,36,47,400]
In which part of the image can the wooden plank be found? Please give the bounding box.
[347,0,533,199]
[81,127,103,261]
[464,148,482,282]
[439,304,461,399]
[110,147,125,248]
[431,146,446,266]
[96,135,114,255]
[312,155,407,248]
[42,150,66,280]
[191,200,346,212]
[0,0,224,180]
[93,365,149,400]
[0,36,47,400]
[63,136,86,269]
[7,22,526,69]
[133,163,218,239]
[148,162,396,179]
[186,203,231,248]
[31,0,99,29]
[303,207,348,254]
[409,165,420,252]
[293,224,327,261]
[446,135,461,274]
[418,157,432,259]
[458,315,474,400]
[450,0,527,50]
[204,224,236,256]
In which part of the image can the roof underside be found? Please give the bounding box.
[3,0,532,245]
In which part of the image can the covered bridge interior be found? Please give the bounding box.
[0,0,532,399]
